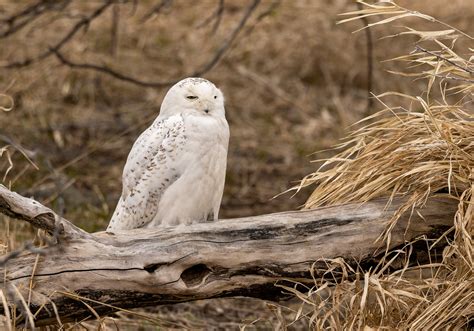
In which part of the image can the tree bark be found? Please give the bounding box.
[0,185,457,326]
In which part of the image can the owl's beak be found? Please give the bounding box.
[199,99,212,114]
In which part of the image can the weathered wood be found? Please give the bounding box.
[0,185,457,326]
[0,185,89,239]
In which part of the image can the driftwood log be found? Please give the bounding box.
[0,185,457,326]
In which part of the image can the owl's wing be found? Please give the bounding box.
[107,114,185,230]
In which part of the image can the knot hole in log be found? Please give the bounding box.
[144,263,166,273]
[181,264,212,287]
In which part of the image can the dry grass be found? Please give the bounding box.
[289,1,473,329]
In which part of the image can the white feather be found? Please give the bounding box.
[107,78,229,231]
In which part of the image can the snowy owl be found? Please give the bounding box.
[107,77,229,230]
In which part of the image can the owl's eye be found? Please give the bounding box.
[214,95,217,99]
[186,95,198,100]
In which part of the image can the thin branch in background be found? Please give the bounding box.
[197,0,225,35]
[414,45,474,74]
[193,0,260,76]
[28,108,159,190]
[357,1,374,115]
[0,0,71,39]
[241,0,280,39]
[1,0,114,69]
[0,134,39,171]
[52,49,175,87]
[211,0,225,35]
[141,0,173,22]
[52,0,261,87]
[0,147,14,181]
[255,0,280,21]
[127,0,139,17]
[431,73,474,84]
[110,2,120,56]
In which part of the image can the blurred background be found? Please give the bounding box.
[0,0,472,232]
[0,0,472,328]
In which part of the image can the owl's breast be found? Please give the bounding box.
[183,115,229,153]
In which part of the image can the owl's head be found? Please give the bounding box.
[160,77,225,118]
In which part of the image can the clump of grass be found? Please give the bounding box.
[291,1,473,329]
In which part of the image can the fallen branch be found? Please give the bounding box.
[0,185,457,326]
[0,185,88,239]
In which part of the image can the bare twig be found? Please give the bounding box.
[414,45,474,74]
[3,0,258,88]
[255,0,280,21]
[109,3,120,56]
[428,73,474,84]
[193,0,260,76]
[52,0,260,87]
[52,49,175,87]
[197,0,225,35]
[0,0,71,39]
[141,0,173,22]
[0,134,39,171]
[240,0,280,39]
[2,0,114,68]
[127,0,139,17]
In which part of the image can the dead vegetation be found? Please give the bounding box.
[288,2,473,329]
[0,0,473,329]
